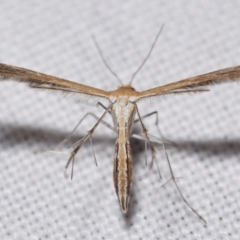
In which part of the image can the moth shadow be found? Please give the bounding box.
[0,122,114,150]
[4,123,240,157]
[173,138,240,161]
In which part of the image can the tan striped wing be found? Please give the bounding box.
[137,66,240,100]
[0,63,110,101]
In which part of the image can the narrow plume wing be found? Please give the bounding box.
[0,63,110,100]
[137,66,240,100]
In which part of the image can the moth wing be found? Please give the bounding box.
[137,66,240,101]
[0,63,110,103]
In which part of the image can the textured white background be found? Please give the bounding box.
[0,1,240,239]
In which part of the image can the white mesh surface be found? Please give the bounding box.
[0,1,240,239]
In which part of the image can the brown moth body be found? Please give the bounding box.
[112,96,136,213]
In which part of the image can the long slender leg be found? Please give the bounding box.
[66,112,114,140]
[131,119,171,180]
[146,112,206,223]
[65,103,113,179]
[59,105,114,177]
[133,110,176,178]
[161,143,206,224]
[134,104,162,179]
[131,134,165,145]
[55,104,115,151]
[134,111,173,145]
[97,102,109,112]
[132,111,173,157]
[134,105,206,223]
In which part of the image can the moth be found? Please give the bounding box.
[1,26,240,224]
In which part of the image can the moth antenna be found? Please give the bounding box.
[92,35,123,86]
[129,24,165,85]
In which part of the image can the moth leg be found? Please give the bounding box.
[65,103,113,179]
[134,111,173,145]
[131,134,164,180]
[133,110,174,146]
[133,109,173,178]
[145,111,207,223]
[134,108,206,223]
[134,104,161,179]
[131,133,166,144]
[140,111,206,222]
[56,104,115,150]
[49,111,114,164]
[132,111,173,169]
[161,143,207,224]
[97,102,112,115]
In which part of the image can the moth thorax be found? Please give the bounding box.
[118,96,129,107]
